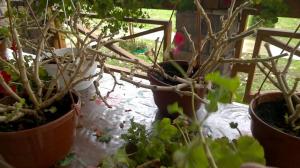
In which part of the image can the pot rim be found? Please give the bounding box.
[0,90,81,135]
[147,60,190,86]
[249,91,300,140]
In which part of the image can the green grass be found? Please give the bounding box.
[275,17,300,30]
[235,56,300,102]
[105,39,164,67]
[142,9,176,32]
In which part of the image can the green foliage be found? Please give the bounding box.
[101,148,131,168]
[120,118,147,145]
[119,40,148,55]
[173,139,209,168]
[205,72,240,112]
[102,118,182,167]
[152,118,178,141]
[58,153,76,167]
[0,27,9,39]
[174,136,265,168]
[256,0,288,24]
[210,136,265,168]
[39,67,52,81]
[37,0,149,35]
[167,102,183,115]
[44,106,58,114]
[97,134,113,143]
[101,117,265,168]
[14,99,26,111]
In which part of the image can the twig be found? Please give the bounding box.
[220,53,288,63]
[121,75,208,104]
[0,57,20,76]
[0,76,22,102]
[194,0,214,39]
[183,27,197,76]
[12,28,40,108]
[283,40,300,74]
[93,80,112,108]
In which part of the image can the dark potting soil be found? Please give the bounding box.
[255,100,300,137]
[150,62,191,85]
[0,93,77,132]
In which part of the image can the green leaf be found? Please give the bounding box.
[97,134,112,143]
[205,72,241,112]
[209,138,242,168]
[209,136,265,168]
[58,153,76,167]
[14,98,26,110]
[235,136,266,164]
[167,102,183,115]
[114,148,130,166]
[153,118,178,141]
[145,138,166,158]
[173,139,208,168]
[39,66,51,81]
[49,106,57,113]
[205,72,240,92]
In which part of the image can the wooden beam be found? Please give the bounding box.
[123,17,170,26]
[120,26,165,40]
[263,36,300,57]
[104,64,147,79]
[259,28,300,38]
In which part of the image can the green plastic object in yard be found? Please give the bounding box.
[132,48,147,55]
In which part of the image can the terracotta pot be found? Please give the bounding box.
[147,61,205,118]
[249,92,300,168]
[0,92,80,168]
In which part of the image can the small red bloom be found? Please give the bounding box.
[0,70,16,95]
[0,71,12,83]
[173,31,185,46]
[10,41,17,52]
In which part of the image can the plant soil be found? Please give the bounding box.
[255,100,300,137]
[149,61,191,85]
[0,93,78,132]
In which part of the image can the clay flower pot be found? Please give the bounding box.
[43,48,98,91]
[0,92,81,168]
[249,92,300,168]
[147,61,206,118]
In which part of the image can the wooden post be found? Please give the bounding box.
[163,20,172,53]
[53,19,66,49]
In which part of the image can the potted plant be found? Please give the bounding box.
[0,3,84,168]
[100,111,266,167]
[249,36,300,167]
[0,0,162,166]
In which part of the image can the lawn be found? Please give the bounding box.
[142,9,176,32]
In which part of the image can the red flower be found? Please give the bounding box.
[10,41,17,52]
[173,31,185,46]
[0,70,16,95]
[0,71,11,83]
